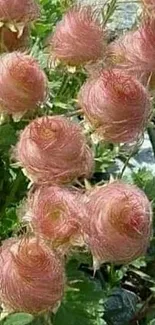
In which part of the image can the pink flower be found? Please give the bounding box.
[23,186,85,249]
[14,116,94,184]
[50,6,105,66]
[0,52,48,115]
[0,237,65,313]
[78,69,150,143]
[0,26,30,52]
[0,0,40,23]
[82,182,152,267]
[108,19,155,80]
[141,0,155,12]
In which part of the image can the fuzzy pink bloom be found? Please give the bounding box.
[0,0,40,23]
[0,237,65,313]
[83,182,152,267]
[50,6,105,66]
[0,26,30,52]
[108,19,155,81]
[141,0,155,11]
[78,69,150,143]
[14,116,94,184]
[23,186,85,248]
[0,52,48,115]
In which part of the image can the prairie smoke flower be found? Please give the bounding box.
[0,0,40,24]
[0,237,65,313]
[50,6,105,66]
[14,116,94,184]
[23,186,85,249]
[78,69,150,143]
[0,52,48,116]
[83,182,152,268]
[0,26,30,52]
[108,19,155,81]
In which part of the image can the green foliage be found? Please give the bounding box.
[0,314,34,325]
[53,259,104,325]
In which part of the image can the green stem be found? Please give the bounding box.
[0,170,25,218]
[118,150,134,179]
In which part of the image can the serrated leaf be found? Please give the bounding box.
[2,313,34,325]
[104,288,138,325]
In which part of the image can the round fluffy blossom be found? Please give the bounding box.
[23,186,85,249]
[108,19,155,81]
[0,26,30,52]
[0,52,48,115]
[50,6,105,66]
[83,182,152,267]
[78,69,150,143]
[14,116,93,184]
[0,0,40,24]
[0,237,65,313]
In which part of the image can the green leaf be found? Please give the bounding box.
[104,288,138,325]
[53,258,104,325]
[2,313,34,325]
[0,124,17,150]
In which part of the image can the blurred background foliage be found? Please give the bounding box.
[0,0,155,324]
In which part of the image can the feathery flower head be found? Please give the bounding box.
[108,19,155,79]
[79,69,150,143]
[0,52,48,116]
[50,5,105,66]
[83,182,152,268]
[23,186,85,249]
[0,237,65,313]
[0,0,40,24]
[14,116,94,184]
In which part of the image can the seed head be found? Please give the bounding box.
[50,6,105,66]
[79,69,150,143]
[83,182,152,267]
[0,237,65,313]
[14,116,94,184]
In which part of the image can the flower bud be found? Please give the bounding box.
[14,116,94,184]
[0,237,65,313]
[0,0,40,24]
[0,26,30,52]
[0,52,48,116]
[23,186,85,249]
[78,69,150,143]
[50,6,105,66]
[83,182,152,268]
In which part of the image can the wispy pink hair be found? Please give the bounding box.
[108,19,155,83]
[23,186,85,249]
[0,0,40,23]
[14,116,94,184]
[0,237,65,313]
[82,182,152,267]
[78,69,150,143]
[141,0,155,12]
[50,6,105,66]
[0,52,48,115]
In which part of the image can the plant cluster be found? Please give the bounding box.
[0,0,155,324]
